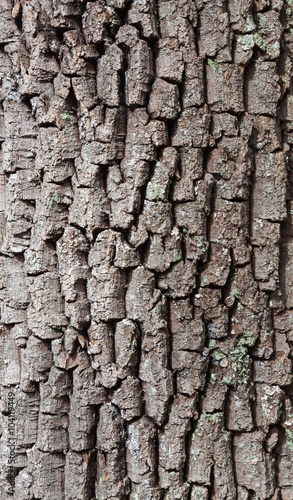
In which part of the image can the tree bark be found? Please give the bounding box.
[0,0,293,498]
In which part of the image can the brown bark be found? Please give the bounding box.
[0,0,293,499]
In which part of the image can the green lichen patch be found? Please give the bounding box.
[237,34,255,51]
[47,192,58,209]
[244,15,256,33]
[60,111,72,121]
[207,58,222,75]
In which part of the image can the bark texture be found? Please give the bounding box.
[0,0,293,499]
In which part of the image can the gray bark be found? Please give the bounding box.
[0,0,292,499]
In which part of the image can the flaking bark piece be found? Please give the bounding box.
[246,61,281,116]
[207,63,244,113]
[158,260,197,298]
[87,320,118,388]
[172,106,210,148]
[234,431,275,499]
[21,336,53,384]
[187,412,236,497]
[128,0,159,40]
[198,1,231,61]
[96,403,129,499]
[115,319,139,379]
[82,1,117,44]
[97,44,123,107]
[170,299,205,351]
[65,450,95,500]
[126,416,157,485]
[112,376,143,420]
[148,79,181,120]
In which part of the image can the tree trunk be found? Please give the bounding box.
[0,0,292,498]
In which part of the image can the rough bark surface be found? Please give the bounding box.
[0,0,293,499]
